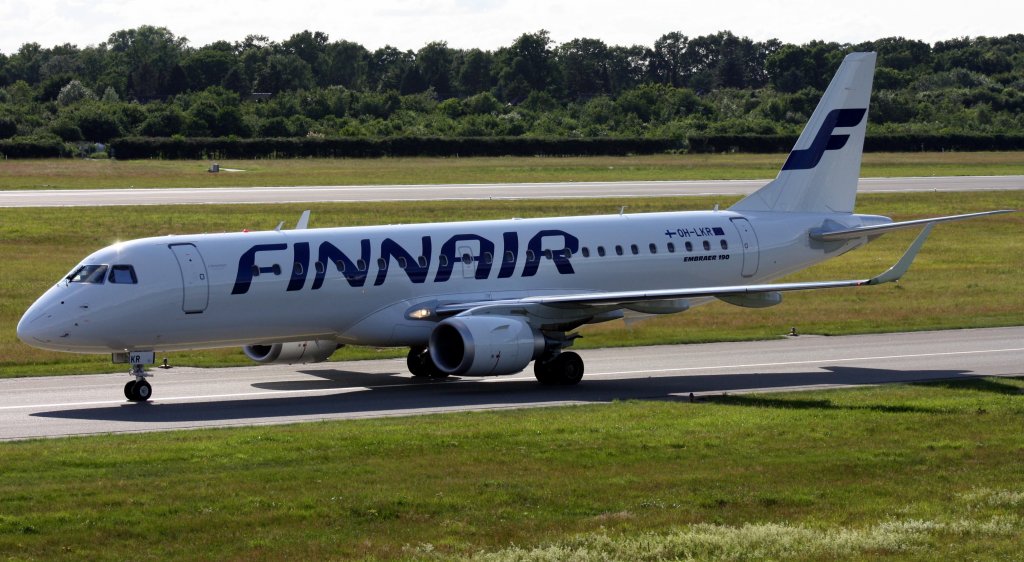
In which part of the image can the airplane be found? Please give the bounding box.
[17,52,1013,402]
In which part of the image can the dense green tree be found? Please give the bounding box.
[453,49,495,96]
[105,26,188,99]
[557,38,610,99]
[495,30,558,102]
[415,42,454,98]
[321,40,369,89]
[181,47,236,91]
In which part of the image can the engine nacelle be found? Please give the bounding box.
[243,340,339,365]
[429,316,544,376]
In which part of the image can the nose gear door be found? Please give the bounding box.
[169,243,210,313]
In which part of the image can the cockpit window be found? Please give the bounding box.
[108,265,138,284]
[67,264,108,284]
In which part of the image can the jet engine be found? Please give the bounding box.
[429,316,544,376]
[243,340,339,365]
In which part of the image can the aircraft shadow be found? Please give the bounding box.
[31,364,987,425]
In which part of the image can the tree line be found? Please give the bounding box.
[1,27,1022,156]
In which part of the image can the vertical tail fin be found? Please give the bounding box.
[731,52,876,214]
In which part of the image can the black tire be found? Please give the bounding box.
[407,347,432,378]
[534,352,584,386]
[134,380,152,401]
[556,352,584,385]
[407,347,450,380]
[124,380,137,400]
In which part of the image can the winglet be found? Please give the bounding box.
[866,223,934,285]
[296,210,311,230]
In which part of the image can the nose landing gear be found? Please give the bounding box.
[124,363,153,402]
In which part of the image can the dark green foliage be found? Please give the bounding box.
[1,29,1023,153]
[0,137,72,157]
[109,136,681,159]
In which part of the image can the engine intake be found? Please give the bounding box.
[429,316,544,376]
[243,340,339,365]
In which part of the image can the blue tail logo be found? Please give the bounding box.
[782,108,867,171]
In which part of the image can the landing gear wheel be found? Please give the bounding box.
[125,379,152,402]
[133,380,152,401]
[534,352,584,386]
[124,380,137,400]
[406,347,450,380]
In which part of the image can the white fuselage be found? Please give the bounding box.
[17,209,886,354]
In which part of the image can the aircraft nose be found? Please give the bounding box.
[17,292,69,349]
[17,305,53,346]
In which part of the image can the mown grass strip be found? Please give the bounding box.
[0,152,1022,190]
[1,191,1021,378]
[1,377,1022,560]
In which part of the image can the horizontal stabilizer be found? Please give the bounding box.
[810,210,1015,241]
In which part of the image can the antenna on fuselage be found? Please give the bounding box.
[274,221,284,231]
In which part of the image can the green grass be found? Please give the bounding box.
[0,152,1022,190]
[1,191,1021,378]
[1,378,1023,560]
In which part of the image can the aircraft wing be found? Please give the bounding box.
[810,210,1014,241]
[434,222,935,319]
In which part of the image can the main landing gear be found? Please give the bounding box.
[124,364,153,402]
[533,351,584,385]
[406,346,450,380]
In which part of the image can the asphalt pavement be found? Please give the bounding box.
[2,326,1020,440]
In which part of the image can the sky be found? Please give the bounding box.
[0,0,1018,54]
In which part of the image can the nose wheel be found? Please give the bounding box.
[124,364,153,402]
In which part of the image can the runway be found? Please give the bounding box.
[1,326,1020,441]
[1,175,1021,207]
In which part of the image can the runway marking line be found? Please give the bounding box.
[1,346,1019,413]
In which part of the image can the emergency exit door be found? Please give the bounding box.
[730,218,760,277]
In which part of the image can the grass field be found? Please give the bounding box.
[0,155,1022,561]
[1,378,1022,560]
[1,152,1022,190]
[1,191,1021,378]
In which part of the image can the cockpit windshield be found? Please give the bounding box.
[64,264,138,284]
[67,264,108,283]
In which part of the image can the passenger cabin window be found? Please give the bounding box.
[68,265,107,284]
[581,247,590,258]
[356,259,367,271]
[504,251,515,263]
[630,244,639,255]
[615,245,623,256]
[526,250,537,262]
[314,261,325,274]
[483,252,493,265]
[685,241,693,252]
[649,243,657,254]
[439,255,449,267]
[543,249,553,260]
[703,240,711,251]
[597,246,606,257]
[418,256,428,268]
[397,257,408,269]
[335,260,346,272]
[667,242,676,253]
[462,253,473,265]
[377,258,387,270]
[108,265,138,284]
[721,240,729,250]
